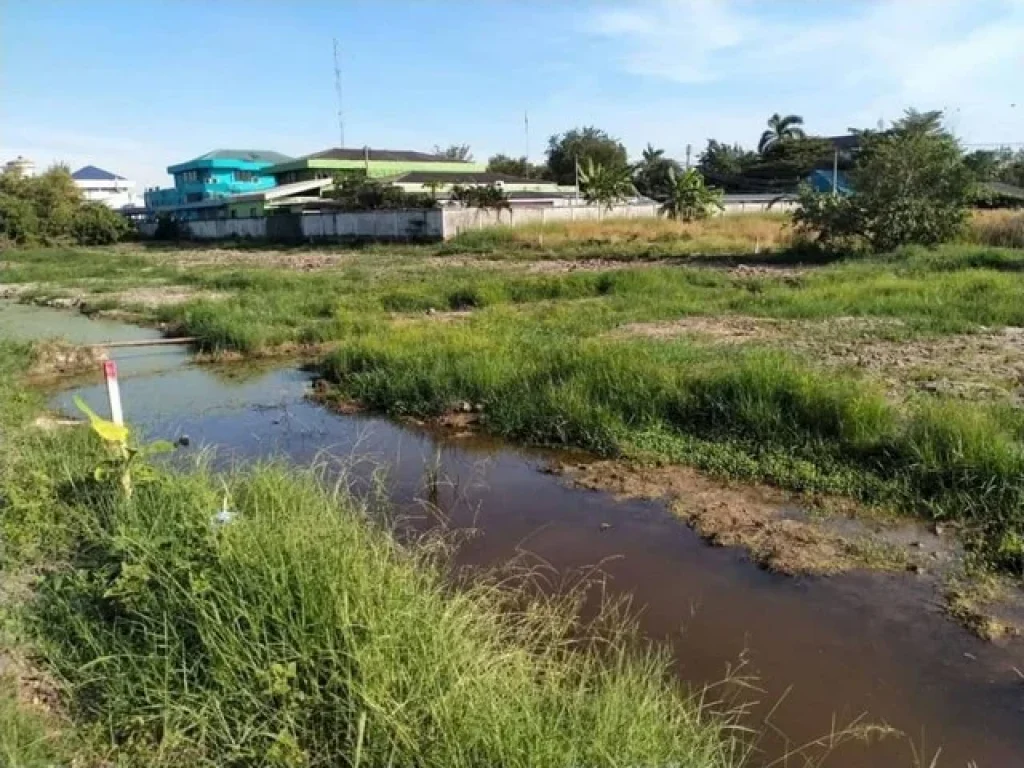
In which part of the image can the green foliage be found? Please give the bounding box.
[0,678,65,768]
[153,213,183,241]
[0,165,131,247]
[698,140,757,184]
[795,110,974,252]
[632,144,682,202]
[659,168,724,221]
[578,159,635,209]
[433,143,473,162]
[485,154,549,179]
[328,176,436,211]
[22,462,741,768]
[758,113,806,154]
[0,193,40,246]
[546,126,628,186]
[450,183,510,210]
[71,202,132,245]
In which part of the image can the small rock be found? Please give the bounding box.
[472,403,485,413]
[426,307,437,315]
[964,652,977,661]
[906,563,925,575]
[911,541,924,549]
[458,401,473,413]
[599,522,612,532]
[177,435,191,447]
[932,522,945,536]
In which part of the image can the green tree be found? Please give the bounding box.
[450,183,510,210]
[328,176,436,210]
[758,113,806,154]
[30,165,82,243]
[633,144,682,202]
[578,159,635,209]
[71,202,133,245]
[433,144,473,162]
[794,110,974,252]
[486,154,548,179]
[546,127,628,186]
[697,140,757,189]
[659,168,723,221]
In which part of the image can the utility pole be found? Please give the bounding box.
[524,110,530,163]
[333,38,345,148]
[685,143,692,170]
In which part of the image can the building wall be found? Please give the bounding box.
[272,159,484,184]
[75,179,138,209]
[145,157,278,211]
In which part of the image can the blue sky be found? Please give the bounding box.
[2,0,1022,187]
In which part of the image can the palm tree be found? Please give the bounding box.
[758,113,806,154]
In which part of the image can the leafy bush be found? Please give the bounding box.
[450,183,510,210]
[153,213,184,241]
[71,202,132,245]
[328,176,437,211]
[795,110,974,252]
[0,165,132,247]
[0,192,40,245]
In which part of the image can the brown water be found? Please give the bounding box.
[8,303,1022,767]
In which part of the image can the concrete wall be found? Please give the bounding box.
[440,204,660,238]
[300,209,442,240]
[187,217,267,240]
[138,210,442,242]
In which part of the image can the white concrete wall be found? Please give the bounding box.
[441,204,660,239]
[300,209,442,240]
[188,218,267,240]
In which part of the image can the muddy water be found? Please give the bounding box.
[6,304,1024,767]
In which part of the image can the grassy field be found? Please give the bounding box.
[3,221,1024,579]
[0,341,745,767]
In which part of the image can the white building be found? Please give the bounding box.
[71,165,138,209]
[2,156,36,177]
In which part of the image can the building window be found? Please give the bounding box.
[185,192,203,203]
[249,207,258,217]
[235,170,257,182]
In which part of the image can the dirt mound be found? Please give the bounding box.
[27,340,107,378]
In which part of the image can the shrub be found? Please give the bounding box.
[0,192,40,245]
[795,110,974,252]
[71,202,132,245]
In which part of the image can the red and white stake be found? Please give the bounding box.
[102,360,124,426]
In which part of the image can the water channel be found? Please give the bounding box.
[5,301,1024,767]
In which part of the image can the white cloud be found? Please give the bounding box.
[590,0,1024,143]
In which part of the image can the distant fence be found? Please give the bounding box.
[440,204,659,238]
[137,200,791,244]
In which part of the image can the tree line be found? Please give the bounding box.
[0,165,132,247]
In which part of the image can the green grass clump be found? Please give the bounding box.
[320,319,1024,572]
[27,463,742,768]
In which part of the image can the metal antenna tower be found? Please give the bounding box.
[333,38,345,148]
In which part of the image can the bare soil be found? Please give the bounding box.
[562,460,865,575]
[26,340,107,378]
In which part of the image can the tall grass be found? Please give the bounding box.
[969,210,1024,249]
[442,214,793,258]
[320,319,1024,572]
[0,343,744,768]
[27,463,744,768]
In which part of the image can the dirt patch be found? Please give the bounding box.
[614,315,787,344]
[945,577,1024,642]
[26,340,107,378]
[561,460,858,575]
[121,245,358,270]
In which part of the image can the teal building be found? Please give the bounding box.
[144,149,291,217]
